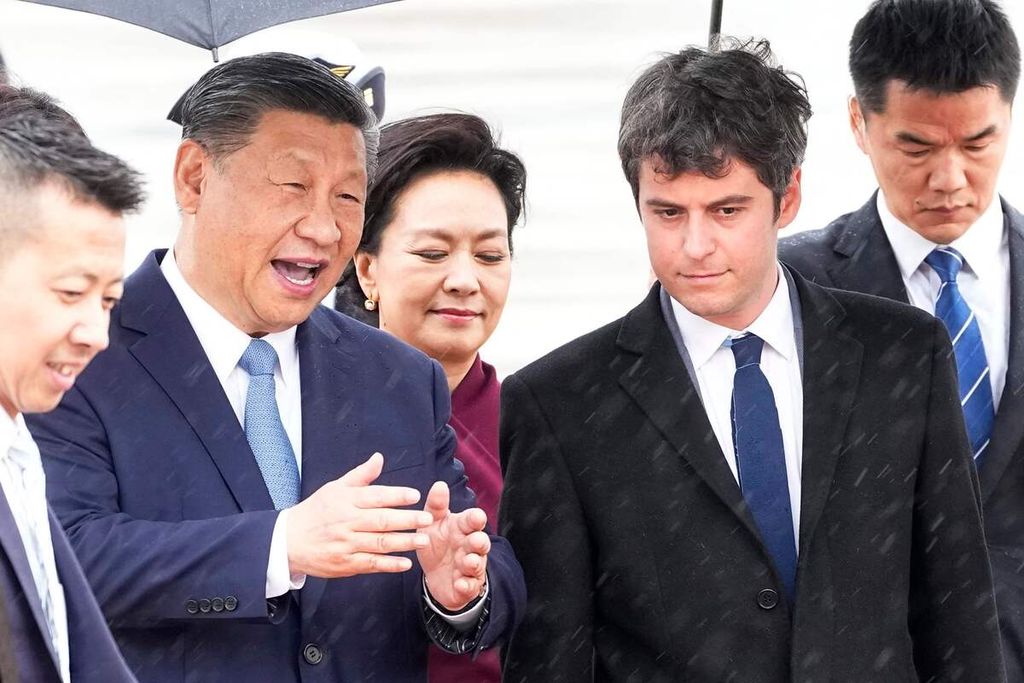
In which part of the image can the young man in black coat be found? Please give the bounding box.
[778,2,1024,677]
[500,39,1004,682]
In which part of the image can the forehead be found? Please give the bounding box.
[389,170,510,236]
[869,81,1012,133]
[233,109,367,173]
[638,156,770,201]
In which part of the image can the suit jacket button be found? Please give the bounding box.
[211,597,224,613]
[185,599,199,615]
[199,599,211,613]
[224,596,238,612]
[303,643,324,665]
[757,588,779,610]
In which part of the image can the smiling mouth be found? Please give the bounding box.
[47,362,77,377]
[272,260,323,286]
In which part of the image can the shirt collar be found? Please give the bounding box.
[670,263,797,369]
[877,190,1005,281]
[0,411,36,463]
[160,249,298,385]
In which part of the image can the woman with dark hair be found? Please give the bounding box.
[335,112,525,683]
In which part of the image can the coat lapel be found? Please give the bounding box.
[980,201,1024,499]
[295,308,363,620]
[827,195,910,303]
[789,273,864,556]
[121,251,274,513]
[0,488,60,669]
[615,287,765,547]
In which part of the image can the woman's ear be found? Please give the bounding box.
[354,251,377,302]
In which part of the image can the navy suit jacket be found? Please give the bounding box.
[26,250,525,683]
[0,489,135,682]
[780,195,1024,681]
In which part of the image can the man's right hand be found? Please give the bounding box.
[286,452,433,578]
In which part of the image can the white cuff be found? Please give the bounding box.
[266,509,306,599]
[422,576,489,632]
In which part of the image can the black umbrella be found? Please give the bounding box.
[708,0,724,49]
[19,0,401,59]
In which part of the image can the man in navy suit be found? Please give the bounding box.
[0,84,143,682]
[778,1,1024,677]
[27,53,525,683]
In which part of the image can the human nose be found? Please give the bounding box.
[443,253,481,295]
[295,196,343,248]
[681,215,716,260]
[70,303,110,352]
[928,150,968,196]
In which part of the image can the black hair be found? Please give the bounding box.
[850,0,1020,113]
[618,39,811,213]
[334,112,526,325]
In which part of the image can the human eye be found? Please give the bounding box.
[476,252,507,264]
[965,143,990,153]
[901,148,929,159]
[413,250,447,262]
[653,207,681,219]
[101,296,121,311]
[55,289,84,303]
[717,206,743,217]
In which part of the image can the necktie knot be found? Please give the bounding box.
[925,247,965,284]
[239,339,278,377]
[730,333,764,368]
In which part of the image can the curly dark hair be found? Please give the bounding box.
[334,112,526,325]
[617,39,811,215]
[850,0,1020,114]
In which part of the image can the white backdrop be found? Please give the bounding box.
[2,0,1022,375]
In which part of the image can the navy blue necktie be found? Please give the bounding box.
[925,247,995,463]
[238,339,301,509]
[730,333,797,602]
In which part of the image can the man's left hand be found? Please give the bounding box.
[417,481,490,612]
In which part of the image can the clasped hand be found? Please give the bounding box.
[286,452,490,612]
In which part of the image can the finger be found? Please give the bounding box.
[350,508,435,532]
[353,485,422,509]
[459,552,487,577]
[463,531,491,556]
[454,507,488,535]
[454,576,483,598]
[347,552,414,575]
[349,531,430,554]
[423,481,450,521]
[338,452,385,487]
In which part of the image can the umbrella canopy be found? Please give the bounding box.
[20,0,401,52]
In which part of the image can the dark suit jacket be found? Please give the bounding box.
[499,273,1002,682]
[25,250,525,683]
[0,490,135,682]
[780,196,1024,681]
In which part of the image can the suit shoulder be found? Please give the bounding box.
[823,284,939,335]
[510,316,624,390]
[313,306,437,372]
[778,213,853,276]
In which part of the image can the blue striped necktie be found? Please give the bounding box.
[730,333,797,603]
[925,247,995,463]
[238,339,301,509]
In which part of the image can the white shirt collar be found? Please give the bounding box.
[877,190,1005,281]
[160,249,298,385]
[0,411,40,465]
[670,263,797,369]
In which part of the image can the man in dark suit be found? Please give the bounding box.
[500,39,1003,682]
[0,84,143,682]
[777,1,1024,677]
[26,53,525,683]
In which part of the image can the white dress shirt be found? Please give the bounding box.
[877,191,1009,407]
[160,250,484,626]
[670,266,804,546]
[0,412,71,682]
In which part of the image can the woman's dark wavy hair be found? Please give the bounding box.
[334,112,526,325]
[618,38,811,215]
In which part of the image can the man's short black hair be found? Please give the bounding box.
[177,51,379,179]
[618,39,811,213]
[0,84,144,215]
[850,0,1021,113]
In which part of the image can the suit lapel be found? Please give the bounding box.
[615,287,764,546]
[980,201,1024,500]
[0,487,60,669]
[295,308,362,619]
[827,196,910,303]
[789,273,863,555]
[121,251,274,513]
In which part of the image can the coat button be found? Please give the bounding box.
[224,596,238,612]
[303,643,324,665]
[211,597,225,613]
[199,599,211,613]
[757,588,779,610]
[185,599,199,615]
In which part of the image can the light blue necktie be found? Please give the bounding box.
[238,339,301,509]
[925,247,995,463]
[730,333,797,603]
